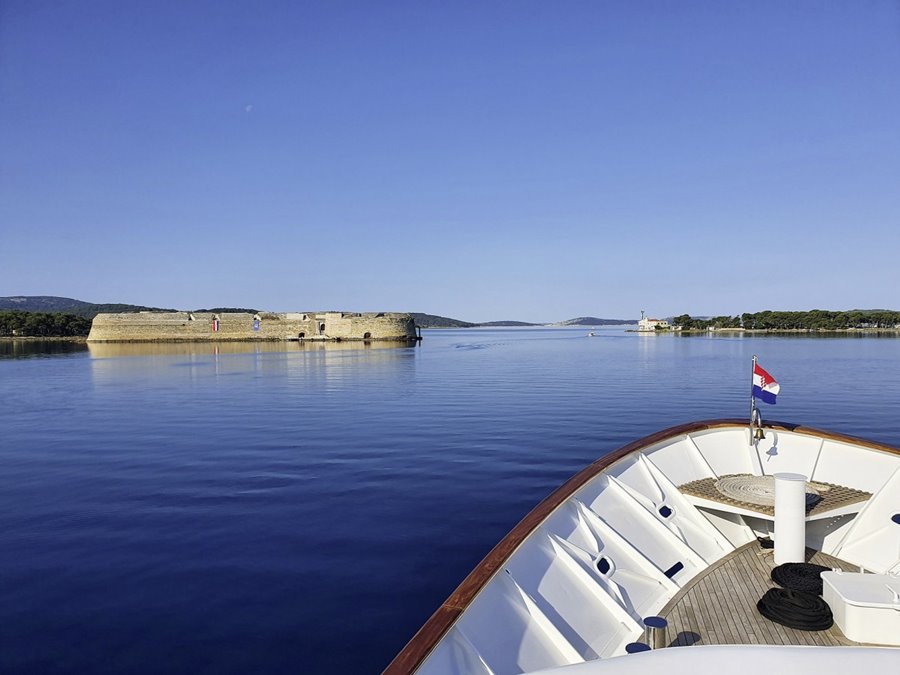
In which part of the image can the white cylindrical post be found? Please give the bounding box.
[774,472,807,564]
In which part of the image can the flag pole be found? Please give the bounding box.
[750,354,759,445]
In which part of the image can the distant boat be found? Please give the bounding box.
[385,420,900,674]
[588,332,596,337]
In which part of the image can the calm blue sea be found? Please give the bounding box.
[2,328,900,673]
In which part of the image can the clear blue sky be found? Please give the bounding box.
[2,1,898,322]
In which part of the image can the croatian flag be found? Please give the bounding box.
[752,363,780,404]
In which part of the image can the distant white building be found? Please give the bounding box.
[637,310,669,332]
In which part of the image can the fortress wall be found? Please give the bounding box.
[88,313,313,342]
[324,315,354,337]
[88,311,417,342]
[345,314,417,339]
[88,313,206,342]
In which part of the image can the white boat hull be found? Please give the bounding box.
[386,421,900,674]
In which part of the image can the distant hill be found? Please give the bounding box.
[410,312,476,328]
[1,298,633,329]
[410,314,542,328]
[193,307,259,314]
[0,296,87,312]
[0,296,174,319]
[2,299,488,328]
[476,320,541,327]
[555,316,635,326]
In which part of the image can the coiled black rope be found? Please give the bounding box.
[757,588,833,631]
[771,563,831,595]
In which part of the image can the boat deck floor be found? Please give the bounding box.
[659,542,859,648]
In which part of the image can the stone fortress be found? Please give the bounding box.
[87,311,420,343]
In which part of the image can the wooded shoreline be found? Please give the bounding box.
[675,327,900,335]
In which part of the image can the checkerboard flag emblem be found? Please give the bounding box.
[752,362,780,404]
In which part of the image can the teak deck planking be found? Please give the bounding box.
[659,542,857,648]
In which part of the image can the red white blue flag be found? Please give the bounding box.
[752,363,780,404]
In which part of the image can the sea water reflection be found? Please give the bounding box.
[88,339,419,390]
[86,339,415,358]
[3,328,900,673]
[0,340,89,359]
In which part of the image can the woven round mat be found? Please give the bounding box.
[714,475,822,507]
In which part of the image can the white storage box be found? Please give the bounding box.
[821,570,900,646]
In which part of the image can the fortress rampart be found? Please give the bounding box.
[87,311,419,343]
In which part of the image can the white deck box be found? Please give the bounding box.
[821,571,900,646]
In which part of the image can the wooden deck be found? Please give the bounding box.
[659,542,858,648]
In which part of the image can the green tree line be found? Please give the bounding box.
[0,311,92,337]
[672,310,900,331]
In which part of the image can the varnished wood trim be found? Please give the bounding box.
[383,419,900,674]
[384,606,462,674]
